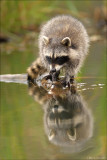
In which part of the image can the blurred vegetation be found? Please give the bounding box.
[0,0,106,34]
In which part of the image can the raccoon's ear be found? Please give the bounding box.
[48,129,56,141]
[42,36,49,45]
[67,128,76,141]
[61,37,71,47]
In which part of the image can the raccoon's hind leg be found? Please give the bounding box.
[27,57,47,81]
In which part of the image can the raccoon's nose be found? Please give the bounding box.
[51,68,56,73]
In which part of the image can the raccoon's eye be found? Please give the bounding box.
[55,56,69,65]
[46,56,52,64]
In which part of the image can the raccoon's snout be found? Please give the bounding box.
[46,55,69,72]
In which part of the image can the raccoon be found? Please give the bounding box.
[27,15,89,85]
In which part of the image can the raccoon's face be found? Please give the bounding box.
[42,36,78,72]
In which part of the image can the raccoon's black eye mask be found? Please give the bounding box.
[46,56,69,65]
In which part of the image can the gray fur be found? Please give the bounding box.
[39,15,89,79]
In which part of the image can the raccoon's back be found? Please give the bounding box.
[41,16,82,37]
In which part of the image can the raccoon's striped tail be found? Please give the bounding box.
[27,57,47,81]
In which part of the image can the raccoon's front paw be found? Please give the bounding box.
[61,76,74,89]
[51,70,60,82]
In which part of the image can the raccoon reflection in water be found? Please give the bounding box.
[28,82,93,153]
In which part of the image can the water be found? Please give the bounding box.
[0,75,106,160]
[0,34,106,160]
